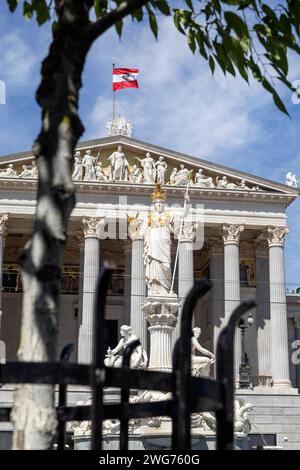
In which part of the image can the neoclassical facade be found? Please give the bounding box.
[0,123,300,448]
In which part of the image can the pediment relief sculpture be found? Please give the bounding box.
[0,147,277,193]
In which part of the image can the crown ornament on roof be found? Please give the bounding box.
[106,115,132,137]
[151,184,166,202]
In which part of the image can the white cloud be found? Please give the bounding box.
[0,31,38,89]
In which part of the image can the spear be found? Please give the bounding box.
[170,182,191,294]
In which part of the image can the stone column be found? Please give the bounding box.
[123,240,132,325]
[294,318,300,392]
[267,226,292,390]
[208,238,224,355]
[219,224,244,383]
[78,217,106,364]
[175,222,197,340]
[255,238,272,389]
[128,217,147,350]
[0,214,8,363]
[76,234,85,362]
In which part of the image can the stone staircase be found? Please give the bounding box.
[236,391,300,450]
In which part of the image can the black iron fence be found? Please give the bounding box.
[0,266,255,450]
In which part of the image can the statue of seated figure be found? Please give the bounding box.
[191,327,215,377]
[104,325,148,369]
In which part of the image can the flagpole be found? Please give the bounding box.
[170,183,190,294]
[112,63,116,120]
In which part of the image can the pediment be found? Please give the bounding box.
[0,134,298,199]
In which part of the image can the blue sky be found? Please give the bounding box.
[0,5,299,288]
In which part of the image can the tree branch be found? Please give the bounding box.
[86,0,150,42]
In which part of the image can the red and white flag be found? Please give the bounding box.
[113,68,139,91]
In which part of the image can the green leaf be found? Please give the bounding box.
[262,78,289,116]
[6,0,19,12]
[132,7,143,22]
[23,1,33,19]
[209,55,215,74]
[224,11,249,38]
[196,31,208,59]
[153,0,170,16]
[262,4,277,22]
[148,10,158,39]
[34,0,50,26]
[188,30,196,53]
[115,19,123,37]
[273,91,289,116]
[173,11,186,35]
[185,0,194,12]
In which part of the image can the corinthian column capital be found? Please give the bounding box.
[267,226,288,247]
[82,217,106,238]
[219,224,244,245]
[0,214,8,237]
[128,215,144,241]
[179,222,198,243]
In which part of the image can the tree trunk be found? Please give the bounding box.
[10,0,93,450]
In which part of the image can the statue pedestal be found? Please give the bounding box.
[142,295,179,372]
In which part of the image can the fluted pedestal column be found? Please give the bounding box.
[220,224,244,384]
[0,214,8,364]
[255,238,272,389]
[208,238,224,356]
[143,297,179,372]
[129,218,147,349]
[267,226,292,390]
[78,217,106,364]
[175,222,197,340]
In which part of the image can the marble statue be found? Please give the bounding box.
[216,175,229,189]
[19,162,38,179]
[106,115,132,137]
[286,171,299,188]
[144,184,175,296]
[138,152,156,184]
[104,325,148,369]
[194,169,215,188]
[155,156,168,185]
[238,179,251,190]
[234,400,252,433]
[0,164,17,178]
[175,164,191,186]
[107,145,129,181]
[82,149,97,181]
[95,162,107,182]
[129,165,143,183]
[72,151,83,181]
[191,327,215,377]
[169,167,178,185]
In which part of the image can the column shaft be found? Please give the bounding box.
[220,224,244,383]
[255,244,272,388]
[131,238,147,349]
[0,214,8,363]
[268,230,291,388]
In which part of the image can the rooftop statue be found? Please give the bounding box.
[19,161,38,179]
[0,164,17,178]
[175,163,191,186]
[107,145,129,181]
[155,156,168,185]
[137,152,156,184]
[72,151,83,181]
[82,149,97,181]
[286,171,299,188]
[194,168,215,188]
